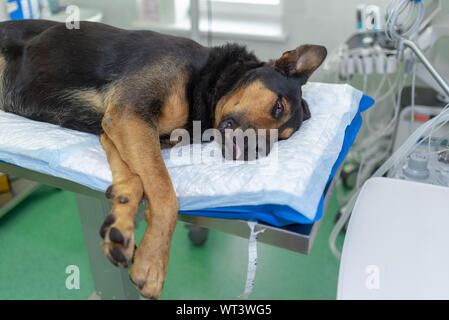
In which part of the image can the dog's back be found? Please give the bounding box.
[0,19,59,44]
[0,20,206,134]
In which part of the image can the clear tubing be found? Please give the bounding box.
[363,74,368,93]
[350,72,405,193]
[386,0,410,40]
[364,63,407,138]
[330,103,449,259]
[356,73,406,152]
[374,72,399,103]
[355,68,404,153]
[411,62,417,133]
[373,74,388,98]
[386,0,425,41]
[374,108,449,181]
[427,104,449,153]
[332,1,425,239]
[423,147,449,156]
[365,75,391,134]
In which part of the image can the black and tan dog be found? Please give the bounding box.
[0,20,327,298]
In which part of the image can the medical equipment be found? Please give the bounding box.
[389,0,449,99]
[357,5,383,31]
[385,0,425,42]
[326,1,448,196]
[390,140,449,186]
[325,0,446,153]
[324,32,397,80]
[331,101,449,257]
[398,40,449,98]
[329,0,449,259]
[393,103,449,150]
[324,15,402,196]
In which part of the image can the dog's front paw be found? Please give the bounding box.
[99,178,142,268]
[100,212,136,268]
[129,237,170,299]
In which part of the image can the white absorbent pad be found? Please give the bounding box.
[0,82,363,223]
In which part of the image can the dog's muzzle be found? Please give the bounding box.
[217,121,273,161]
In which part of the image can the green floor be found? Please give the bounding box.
[0,185,345,300]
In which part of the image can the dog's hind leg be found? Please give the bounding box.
[102,110,178,300]
[99,133,144,267]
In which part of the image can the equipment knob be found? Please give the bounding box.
[403,153,430,180]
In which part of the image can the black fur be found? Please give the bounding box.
[0,20,314,139]
[187,44,263,138]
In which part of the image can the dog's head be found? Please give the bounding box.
[215,44,327,161]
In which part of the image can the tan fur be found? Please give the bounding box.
[215,80,293,132]
[99,133,144,266]
[102,106,178,299]
[0,56,5,76]
[279,127,295,140]
[158,74,189,135]
[103,57,189,137]
[0,56,6,110]
[70,88,106,113]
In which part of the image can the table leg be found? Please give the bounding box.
[75,193,140,300]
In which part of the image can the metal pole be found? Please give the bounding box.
[402,39,449,98]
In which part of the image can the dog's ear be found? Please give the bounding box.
[301,99,311,121]
[272,45,327,80]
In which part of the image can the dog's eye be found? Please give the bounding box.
[272,97,284,119]
[218,119,235,131]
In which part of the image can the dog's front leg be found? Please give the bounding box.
[102,109,178,300]
[99,133,143,267]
